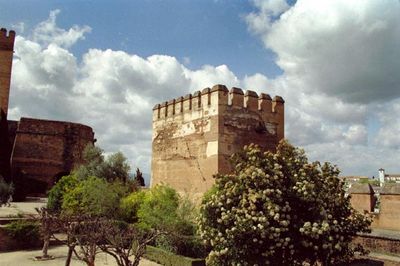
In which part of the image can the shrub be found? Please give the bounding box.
[47,174,79,213]
[119,190,146,223]
[144,245,206,266]
[0,177,13,206]
[4,220,41,248]
[198,140,371,266]
[61,176,129,217]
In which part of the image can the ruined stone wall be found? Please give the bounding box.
[11,117,95,193]
[152,84,284,199]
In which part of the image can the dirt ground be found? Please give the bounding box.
[0,245,161,266]
[0,198,46,218]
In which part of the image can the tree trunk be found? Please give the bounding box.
[65,246,74,266]
[41,236,49,258]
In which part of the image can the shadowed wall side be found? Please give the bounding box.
[0,28,15,181]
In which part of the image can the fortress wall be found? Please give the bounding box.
[10,117,95,193]
[152,84,284,198]
[0,28,15,180]
[350,193,375,213]
[0,28,15,117]
[376,194,400,231]
[152,87,222,199]
[218,87,284,175]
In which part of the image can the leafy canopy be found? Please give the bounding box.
[75,145,130,183]
[61,176,129,217]
[198,140,371,266]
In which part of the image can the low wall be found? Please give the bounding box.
[353,232,400,256]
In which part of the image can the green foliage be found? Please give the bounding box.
[4,220,41,247]
[61,176,129,217]
[144,245,206,266]
[47,174,79,213]
[125,185,202,256]
[75,145,130,183]
[155,234,209,259]
[119,189,146,223]
[358,178,379,186]
[137,185,180,230]
[198,140,371,266]
[0,177,13,206]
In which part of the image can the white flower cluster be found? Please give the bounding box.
[198,141,371,265]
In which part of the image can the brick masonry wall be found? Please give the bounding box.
[11,117,95,194]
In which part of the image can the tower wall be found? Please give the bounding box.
[0,28,15,117]
[151,84,284,199]
[0,28,15,180]
[10,118,95,194]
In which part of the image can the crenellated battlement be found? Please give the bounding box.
[152,84,285,198]
[0,28,16,51]
[152,84,284,121]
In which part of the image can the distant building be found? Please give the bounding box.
[378,168,400,186]
[339,175,369,189]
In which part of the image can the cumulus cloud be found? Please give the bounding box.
[8,10,245,177]
[245,0,400,176]
[8,4,400,179]
[374,99,400,149]
[247,0,400,104]
[32,9,91,48]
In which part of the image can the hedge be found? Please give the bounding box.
[144,245,206,266]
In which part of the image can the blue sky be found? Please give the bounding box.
[0,0,282,77]
[1,0,400,179]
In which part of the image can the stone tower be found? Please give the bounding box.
[0,28,15,180]
[151,84,284,199]
[0,28,15,118]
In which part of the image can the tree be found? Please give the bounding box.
[97,220,162,266]
[44,147,147,266]
[59,214,105,266]
[61,176,129,218]
[198,140,371,266]
[75,145,131,183]
[134,168,145,187]
[47,174,79,213]
[36,207,57,260]
[137,185,181,231]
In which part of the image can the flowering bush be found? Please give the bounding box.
[198,140,371,266]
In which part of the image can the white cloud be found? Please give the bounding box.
[247,0,400,104]
[8,10,244,175]
[244,0,400,176]
[8,5,400,179]
[32,9,91,48]
[374,99,400,149]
